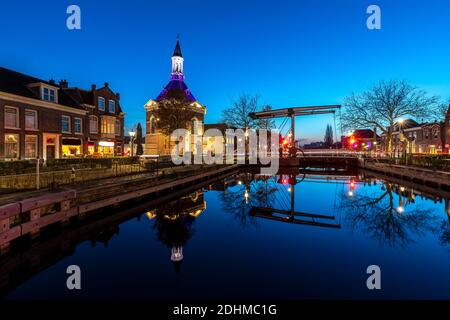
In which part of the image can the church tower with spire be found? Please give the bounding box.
[171,39,184,80]
[144,38,206,156]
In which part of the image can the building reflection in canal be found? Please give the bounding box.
[217,170,450,251]
[146,191,206,273]
[1,169,450,299]
[219,171,341,228]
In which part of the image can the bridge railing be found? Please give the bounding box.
[302,149,362,158]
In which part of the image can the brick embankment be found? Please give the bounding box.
[0,164,239,255]
[360,160,450,190]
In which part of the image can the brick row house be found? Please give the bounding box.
[0,67,125,160]
[380,107,450,155]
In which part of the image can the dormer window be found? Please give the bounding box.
[109,100,116,114]
[98,97,105,111]
[43,87,56,102]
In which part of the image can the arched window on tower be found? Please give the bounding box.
[192,117,198,135]
[150,116,157,134]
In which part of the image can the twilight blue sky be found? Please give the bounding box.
[1,0,449,142]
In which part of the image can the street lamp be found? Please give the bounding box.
[397,119,405,158]
[129,130,136,157]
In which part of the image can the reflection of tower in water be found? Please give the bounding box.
[146,191,206,275]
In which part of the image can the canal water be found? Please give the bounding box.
[2,171,450,300]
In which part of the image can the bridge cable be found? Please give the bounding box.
[338,107,344,138]
[278,117,289,136]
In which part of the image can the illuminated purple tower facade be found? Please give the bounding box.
[144,39,206,156]
[156,39,196,102]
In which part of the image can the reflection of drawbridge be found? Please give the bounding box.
[248,174,341,229]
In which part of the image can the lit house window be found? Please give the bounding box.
[25,109,38,130]
[109,100,116,114]
[25,135,38,159]
[62,115,71,133]
[101,116,115,134]
[43,87,56,102]
[115,119,121,136]
[5,134,19,159]
[74,117,82,134]
[98,97,105,111]
[89,115,98,133]
[4,106,19,128]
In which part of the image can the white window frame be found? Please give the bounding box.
[4,133,20,159]
[89,115,98,134]
[74,117,83,134]
[61,115,71,133]
[109,100,116,114]
[42,86,57,103]
[98,97,105,111]
[25,109,38,130]
[4,106,19,129]
[24,135,38,159]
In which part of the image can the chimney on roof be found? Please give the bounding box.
[49,79,55,85]
[59,79,68,89]
[104,82,109,88]
[91,84,96,92]
[116,92,120,100]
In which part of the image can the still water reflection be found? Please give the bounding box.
[2,171,450,299]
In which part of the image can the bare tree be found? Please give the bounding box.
[256,105,276,130]
[324,124,334,148]
[341,80,441,153]
[340,182,438,248]
[219,175,278,228]
[221,94,270,130]
[433,101,449,121]
[154,98,195,136]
